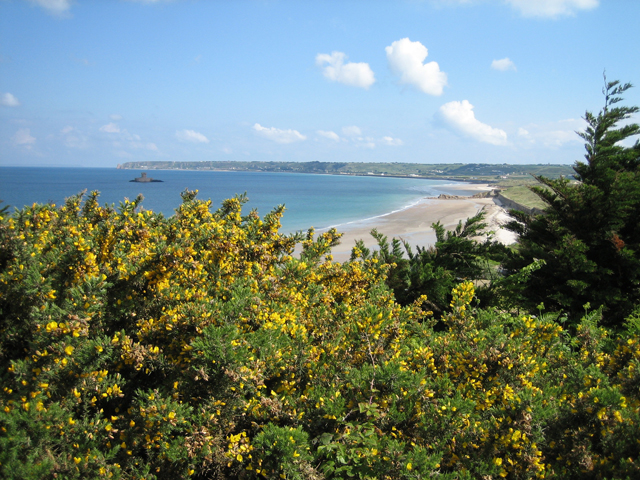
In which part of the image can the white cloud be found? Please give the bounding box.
[99,123,121,133]
[61,126,74,134]
[64,134,90,149]
[315,52,375,89]
[1,93,20,107]
[317,130,340,141]
[505,0,598,18]
[386,38,447,96]
[360,138,376,149]
[517,118,586,148]
[131,141,159,151]
[438,100,508,145]
[435,0,598,18]
[542,130,580,147]
[342,126,362,137]
[64,136,81,148]
[491,57,517,71]
[97,123,159,151]
[253,123,306,144]
[110,114,123,121]
[27,0,72,16]
[175,129,209,143]
[115,150,134,159]
[13,128,36,147]
[381,136,404,146]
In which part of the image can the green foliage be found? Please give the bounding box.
[504,77,640,327]
[1,188,640,479]
[353,212,509,316]
[485,259,547,313]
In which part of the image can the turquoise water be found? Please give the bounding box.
[0,167,476,233]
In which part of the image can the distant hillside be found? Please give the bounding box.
[118,160,575,184]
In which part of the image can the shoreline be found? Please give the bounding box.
[323,183,517,262]
[316,182,494,232]
[115,165,494,184]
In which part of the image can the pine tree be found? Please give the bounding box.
[504,76,640,327]
[355,211,508,316]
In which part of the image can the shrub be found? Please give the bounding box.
[1,192,638,479]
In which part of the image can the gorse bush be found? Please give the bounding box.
[1,191,639,479]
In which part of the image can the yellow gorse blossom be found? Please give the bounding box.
[1,191,638,480]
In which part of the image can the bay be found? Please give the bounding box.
[0,167,477,233]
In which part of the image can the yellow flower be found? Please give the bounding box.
[74,457,81,464]
[407,463,412,470]
[65,345,74,356]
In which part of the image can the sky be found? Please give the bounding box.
[1,0,639,167]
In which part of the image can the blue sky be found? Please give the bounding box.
[1,0,639,167]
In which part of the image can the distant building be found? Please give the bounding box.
[130,172,162,183]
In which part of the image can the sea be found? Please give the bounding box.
[0,167,477,233]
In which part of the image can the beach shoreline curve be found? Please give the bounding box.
[326,183,517,262]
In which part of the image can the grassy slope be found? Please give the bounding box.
[499,185,549,210]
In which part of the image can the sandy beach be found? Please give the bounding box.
[324,184,518,262]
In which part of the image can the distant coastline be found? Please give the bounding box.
[117,160,575,185]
